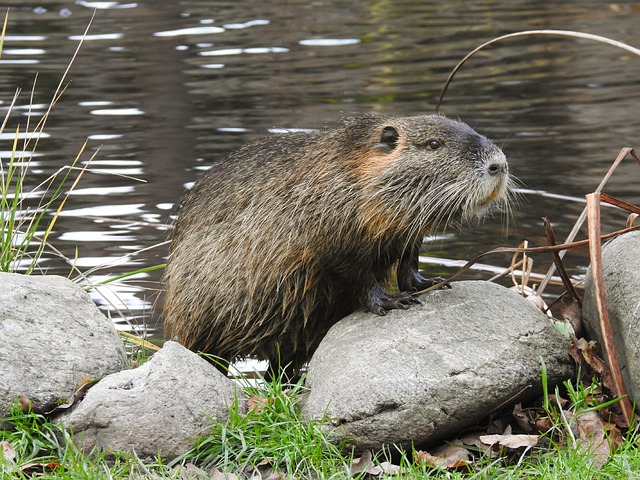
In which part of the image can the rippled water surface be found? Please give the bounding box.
[2,1,640,339]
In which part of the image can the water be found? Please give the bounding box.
[1,1,639,341]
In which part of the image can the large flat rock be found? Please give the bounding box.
[301,280,574,452]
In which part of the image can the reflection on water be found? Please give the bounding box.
[1,1,639,341]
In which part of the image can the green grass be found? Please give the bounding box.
[0,136,89,275]
[2,373,640,479]
[0,405,149,479]
[179,373,639,479]
[184,373,355,478]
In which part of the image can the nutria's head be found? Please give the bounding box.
[350,114,510,238]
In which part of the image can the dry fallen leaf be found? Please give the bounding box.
[20,461,62,475]
[173,462,218,479]
[604,421,624,451]
[18,395,36,413]
[461,432,497,457]
[74,375,93,392]
[351,450,401,476]
[573,411,610,469]
[247,395,270,413]
[480,433,538,450]
[414,451,444,468]
[486,416,510,435]
[432,442,472,468]
[45,377,100,414]
[247,457,281,480]
[575,339,616,396]
[415,442,471,470]
[559,295,583,338]
[533,416,553,432]
[264,472,287,480]
[1,441,16,463]
[548,394,570,410]
[511,403,533,432]
[377,462,402,475]
[351,450,378,475]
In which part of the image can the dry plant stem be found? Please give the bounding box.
[436,30,640,113]
[489,384,534,415]
[487,258,566,287]
[416,222,640,296]
[514,240,531,290]
[600,192,640,216]
[586,192,634,426]
[0,89,20,136]
[538,148,640,295]
[542,217,582,306]
[119,331,161,352]
[0,11,7,57]
[41,143,91,246]
[487,257,525,283]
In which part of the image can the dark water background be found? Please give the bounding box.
[2,1,639,340]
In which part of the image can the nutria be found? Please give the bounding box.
[163,114,510,375]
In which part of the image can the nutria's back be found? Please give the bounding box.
[163,114,510,374]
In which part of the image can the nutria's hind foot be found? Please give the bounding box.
[365,286,422,316]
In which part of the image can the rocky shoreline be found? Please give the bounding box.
[1,231,638,459]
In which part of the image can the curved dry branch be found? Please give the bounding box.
[436,30,640,113]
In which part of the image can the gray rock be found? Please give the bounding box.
[301,280,574,452]
[583,230,640,404]
[57,341,245,458]
[0,272,127,419]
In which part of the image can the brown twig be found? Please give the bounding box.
[415,223,640,296]
[586,193,634,426]
[542,217,582,307]
[436,30,640,113]
[538,148,640,296]
[600,192,640,216]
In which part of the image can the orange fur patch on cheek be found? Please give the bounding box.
[349,137,407,180]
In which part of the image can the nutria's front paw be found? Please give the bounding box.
[399,268,451,292]
[365,287,421,316]
[413,275,451,291]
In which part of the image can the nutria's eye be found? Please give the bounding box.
[427,139,441,150]
[379,126,399,150]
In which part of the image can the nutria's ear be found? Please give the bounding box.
[379,126,399,151]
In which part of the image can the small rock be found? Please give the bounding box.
[57,341,246,459]
[583,230,640,404]
[0,272,127,419]
[301,280,574,452]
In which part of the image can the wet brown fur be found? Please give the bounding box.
[163,114,510,374]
